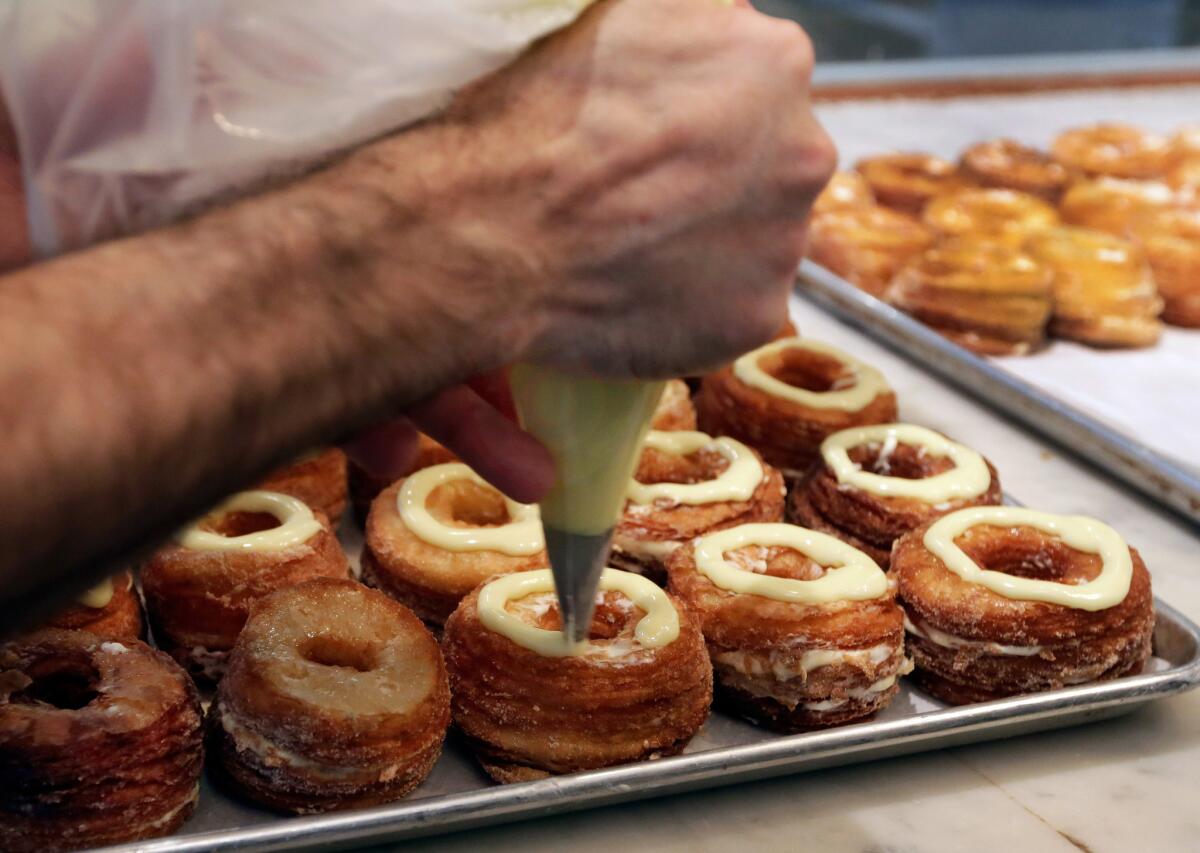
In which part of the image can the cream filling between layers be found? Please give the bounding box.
[611,534,682,561]
[803,670,908,711]
[732,337,891,412]
[398,463,543,555]
[903,612,1042,657]
[923,506,1133,611]
[179,490,322,553]
[627,431,764,506]
[821,423,991,502]
[713,641,894,682]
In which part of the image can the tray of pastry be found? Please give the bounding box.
[798,84,1200,525]
[8,321,1198,853]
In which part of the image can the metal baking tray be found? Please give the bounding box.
[102,593,1200,852]
[795,260,1200,527]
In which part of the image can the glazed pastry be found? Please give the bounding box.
[807,205,934,296]
[443,567,712,782]
[651,378,698,431]
[856,152,969,216]
[885,238,1054,356]
[0,630,203,852]
[667,522,907,730]
[257,446,348,526]
[142,490,349,681]
[208,579,449,813]
[42,571,142,641]
[892,506,1154,704]
[1059,177,1176,236]
[361,462,547,626]
[696,336,898,479]
[610,430,786,583]
[959,138,1073,203]
[1052,123,1171,180]
[1025,226,1163,348]
[349,433,456,527]
[922,188,1059,245]
[812,170,876,215]
[788,424,1002,569]
[1128,206,1200,327]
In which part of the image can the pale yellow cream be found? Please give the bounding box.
[821,423,991,503]
[398,463,543,555]
[693,523,889,604]
[923,506,1132,611]
[733,337,890,412]
[178,490,321,553]
[627,430,763,506]
[77,577,114,609]
[510,365,664,536]
[476,567,680,658]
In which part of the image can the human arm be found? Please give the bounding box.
[0,0,834,621]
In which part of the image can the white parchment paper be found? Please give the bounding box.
[815,86,1200,470]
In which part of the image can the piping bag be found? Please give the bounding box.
[510,366,664,643]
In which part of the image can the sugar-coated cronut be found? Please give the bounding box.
[208,579,450,813]
[42,571,143,641]
[256,446,349,527]
[0,630,203,852]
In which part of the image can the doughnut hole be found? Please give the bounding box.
[11,655,100,710]
[635,446,732,488]
[512,592,646,641]
[958,526,1102,584]
[203,510,283,538]
[847,442,956,480]
[757,348,852,394]
[426,481,511,529]
[728,545,830,582]
[299,636,381,673]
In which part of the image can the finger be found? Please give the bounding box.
[464,368,518,422]
[342,417,421,481]
[407,385,555,504]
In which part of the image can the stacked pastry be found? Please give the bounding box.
[809,121,1200,351]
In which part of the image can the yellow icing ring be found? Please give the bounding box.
[820,423,991,503]
[693,522,888,604]
[476,568,680,658]
[627,430,763,506]
[732,337,891,412]
[398,463,543,555]
[179,490,322,553]
[923,506,1132,611]
[77,577,114,609]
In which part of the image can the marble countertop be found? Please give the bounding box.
[372,296,1200,853]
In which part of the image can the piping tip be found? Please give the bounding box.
[543,526,612,645]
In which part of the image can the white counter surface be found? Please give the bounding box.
[376,295,1200,853]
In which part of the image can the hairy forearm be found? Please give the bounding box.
[0,120,540,618]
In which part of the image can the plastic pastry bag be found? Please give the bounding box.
[0,0,594,256]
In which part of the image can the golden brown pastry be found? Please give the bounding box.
[808,205,934,296]
[812,170,876,215]
[650,378,698,430]
[208,579,449,813]
[443,568,712,781]
[42,572,142,641]
[923,188,1059,245]
[696,336,898,479]
[856,152,970,216]
[1025,226,1163,348]
[142,490,350,681]
[885,238,1054,355]
[361,463,547,626]
[0,630,203,852]
[667,522,907,730]
[1053,123,1171,180]
[788,424,1002,569]
[1059,177,1177,236]
[1128,206,1200,327]
[348,433,456,527]
[257,447,348,526]
[611,430,786,583]
[959,138,1074,202]
[893,506,1154,704]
